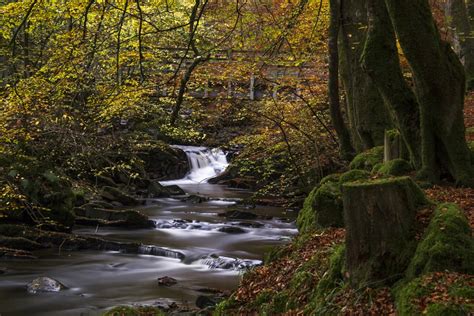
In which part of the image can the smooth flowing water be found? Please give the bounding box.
[0,146,297,315]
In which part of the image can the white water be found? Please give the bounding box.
[160,145,229,185]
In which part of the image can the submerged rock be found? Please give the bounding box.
[139,245,185,260]
[157,276,178,286]
[219,210,258,220]
[199,254,261,270]
[217,226,246,234]
[26,277,66,294]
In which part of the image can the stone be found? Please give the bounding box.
[100,186,140,206]
[219,210,258,220]
[217,226,246,234]
[157,276,178,286]
[195,295,224,309]
[26,277,66,294]
[164,185,185,195]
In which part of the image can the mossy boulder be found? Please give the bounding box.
[396,272,474,316]
[100,186,140,206]
[405,203,474,280]
[338,169,371,184]
[297,179,343,233]
[376,159,413,176]
[74,207,154,228]
[349,146,384,171]
[7,169,77,230]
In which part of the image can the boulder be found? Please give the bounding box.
[349,146,384,171]
[219,210,258,220]
[196,295,224,309]
[157,276,177,286]
[100,186,140,206]
[147,182,170,198]
[163,185,185,195]
[26,277,66,294]
[74,207,154,228]
[217,226,246,234]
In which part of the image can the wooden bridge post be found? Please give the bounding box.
[250,74,255,100]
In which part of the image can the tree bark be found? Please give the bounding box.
[361,0,421,168]
[385,0,474,186]
[445,0,474,89]
[329,0,355,160]
[338,0,393,152]
[343,177,426,287]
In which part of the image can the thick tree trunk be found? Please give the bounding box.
[343,177,426,287]
[329,0,355,160]
[385,0,474,186]
[445,0,474,89]
[361,0,422,168]
[338,0,393,152]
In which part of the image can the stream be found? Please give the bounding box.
[0,146,297,315]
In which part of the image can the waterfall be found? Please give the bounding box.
[160,145,229,185]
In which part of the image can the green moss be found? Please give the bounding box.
[339,169,371,184]
[377,159,413,176]
[349,146,384,171]
[405,203,474,279]
[320,173,342,184]
[296,180,344,232]
[371,162,384,173]
[315,244,345,295]
[395,274,473,316]
[296,186,319,233]
[103,306,165,316]
[425,303,472,316]
[305,244,346,315]
[344,176,430,209]
[213,296,238,316]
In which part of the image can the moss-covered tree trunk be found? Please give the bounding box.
[361,0,421,168]
[329,0,355,160]
[338,0,393,152]
[385,0,474,186]
[343,177,427,287]
[445,0,474,89]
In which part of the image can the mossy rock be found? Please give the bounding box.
[339,169,371,185]
[103,306,165,316]
[349,146,384,171]
[395,273,474,316]
[405,203,474,279]
[376,159,413,176]
[296,181,343,232]
[100,186,140,206]
[12,170,77,230]
[319,173,342,185]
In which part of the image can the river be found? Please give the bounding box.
[0,146,297,315]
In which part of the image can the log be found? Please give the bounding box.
[342,177,428,287]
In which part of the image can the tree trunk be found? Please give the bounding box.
[445,0,474,89]
[338,0,393,152]
[343,177,426,287]
[361,0,421,168]
[329,0,355,160]
[385,0,474,186]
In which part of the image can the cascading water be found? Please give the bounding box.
[160,145,229,185]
